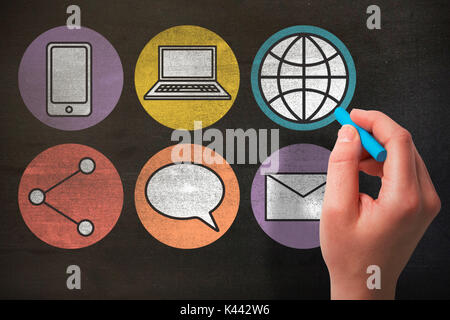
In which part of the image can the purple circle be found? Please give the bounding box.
[251,143,330,249]
[18,26,123,131]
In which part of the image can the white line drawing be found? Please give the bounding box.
[259,34,348,122]
[46,42,92,116]
[28,157,96,236]
[265,173,327,221]
[144,46,231,100]
[145,162,224,231]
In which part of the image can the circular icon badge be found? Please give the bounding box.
[251,144,330,249]
[135,144,240,249]
[18,26,123,131]
[18,144,123,249]
[251,26,356,131]
[134,25,240,130]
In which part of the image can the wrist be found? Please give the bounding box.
[329,271,397,300]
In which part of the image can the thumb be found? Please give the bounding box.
[323,125,362,219]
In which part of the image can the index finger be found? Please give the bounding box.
[350,109,406,145]
[350,109,419,196]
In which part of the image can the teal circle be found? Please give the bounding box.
[251,26,356,131]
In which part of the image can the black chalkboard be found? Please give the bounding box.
[0,0,449,299]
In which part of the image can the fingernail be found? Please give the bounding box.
[351,108,366,114]
[338,125,356,142]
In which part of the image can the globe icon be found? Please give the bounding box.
[252,26,356,130]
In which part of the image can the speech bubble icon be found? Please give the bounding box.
[145,163,224,232]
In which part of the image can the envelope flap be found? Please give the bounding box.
[268,173,327,197]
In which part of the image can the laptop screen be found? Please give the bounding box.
[160,46,215,80]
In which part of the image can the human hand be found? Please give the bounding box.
[320,109,441,300]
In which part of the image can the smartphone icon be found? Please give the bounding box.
[46,42,92,116]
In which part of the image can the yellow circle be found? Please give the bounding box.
[135,25,240,130]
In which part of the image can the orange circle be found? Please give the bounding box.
[18,144,123,249]
[135,144,240,249]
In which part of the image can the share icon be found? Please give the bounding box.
[28,157,96,237]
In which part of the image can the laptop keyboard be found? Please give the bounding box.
[155,84,220,93]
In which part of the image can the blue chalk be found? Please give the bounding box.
[334,107,387,162]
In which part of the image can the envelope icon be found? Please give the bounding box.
[265,173,327,221]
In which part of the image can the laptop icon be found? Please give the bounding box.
[144,45,231,100]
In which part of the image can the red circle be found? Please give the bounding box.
[18,144,123,249]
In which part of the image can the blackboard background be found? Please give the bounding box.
[0,0,449,299]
